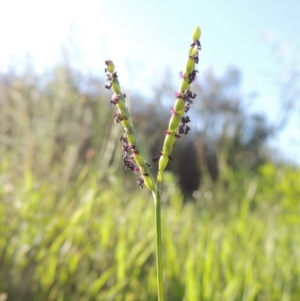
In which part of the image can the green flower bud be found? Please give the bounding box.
[192,26,201,41]
[174,99,185,112]
[126,133,135,145]
[169,114,182,131]
[112,82,121,94]
[144,175,155,191]
[180,78,190,92]
[121,119,130,128]
[134,153,144,167]
[117,100,128,114]
[164,133,176,149]
[159,155,169,171]
[162,144,173,156]
[185,58,195,73]
[106,60,115,73]
[190,45,199,57]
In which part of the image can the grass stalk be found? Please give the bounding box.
[153,174,164,301]
[105,26,201,300]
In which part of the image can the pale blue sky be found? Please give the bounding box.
[1,0,299,162]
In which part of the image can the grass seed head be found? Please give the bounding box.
[192,26,201,42]
[104,61,155,192]
[156,26,201,174]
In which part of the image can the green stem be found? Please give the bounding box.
[153,174,164,301]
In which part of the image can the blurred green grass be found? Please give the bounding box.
[0,62,300,300]
[1,161,300,301]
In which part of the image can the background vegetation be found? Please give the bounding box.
[0,53,299,301]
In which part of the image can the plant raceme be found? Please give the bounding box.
[104,60,156,191]
[104,26,201,191]
[104,26,201,301]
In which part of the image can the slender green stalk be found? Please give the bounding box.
[153,173,164,301]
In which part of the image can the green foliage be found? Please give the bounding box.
[257,162,300,221]
[0,62,115,184]
[1,161,300,300]
[0,55,299,300]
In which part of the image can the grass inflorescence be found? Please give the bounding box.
[104,60,155,191]
[105,26,201,301]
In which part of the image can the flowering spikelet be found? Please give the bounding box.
[104,60,155,191]
[155,26,201,172]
